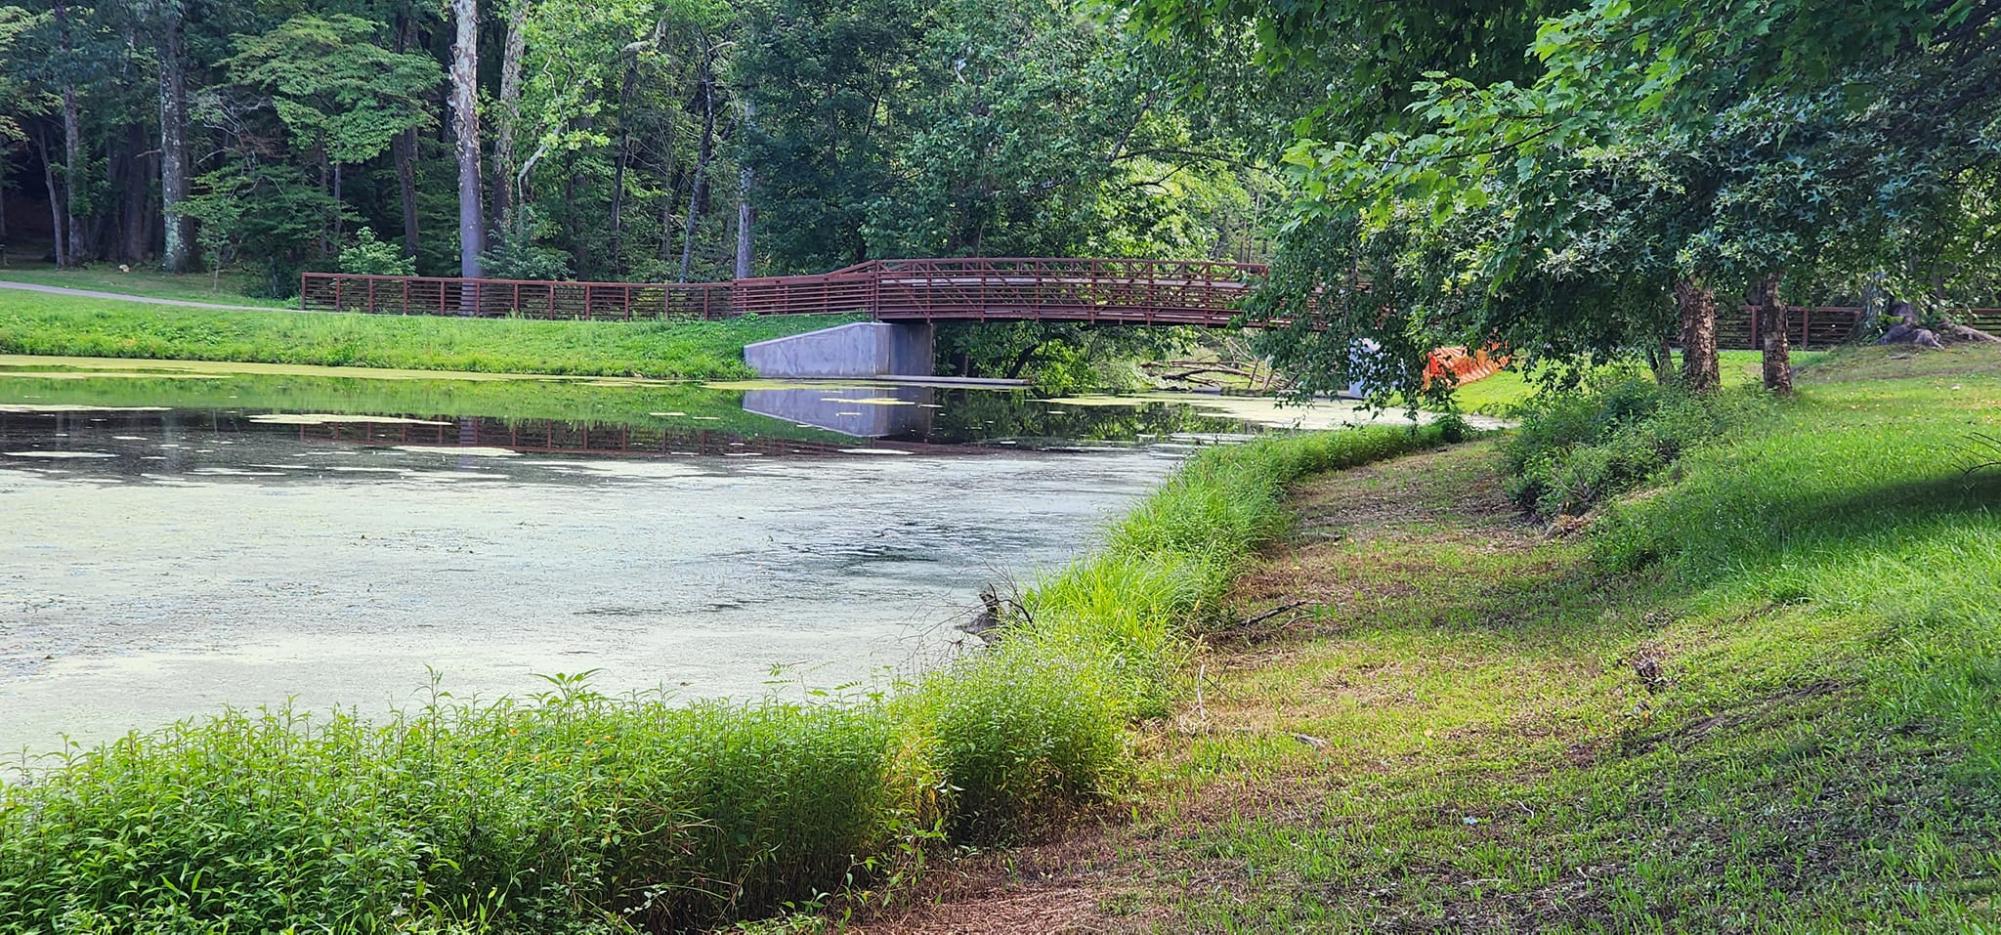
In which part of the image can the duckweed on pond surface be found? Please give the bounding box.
[0,360,1444,755]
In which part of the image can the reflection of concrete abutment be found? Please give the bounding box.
[741,386,938,438]
[743,321,935,379]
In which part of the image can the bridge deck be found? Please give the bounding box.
[301,258,1264,327]
[300,259,1973,349]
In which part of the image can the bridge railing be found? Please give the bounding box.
[301,265,1998,343]
[300,273,734,320]
[872,257,1261,324]
[300,257,1268,325]
[729,262,883,317]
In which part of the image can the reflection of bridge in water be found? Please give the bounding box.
[288,387,951,457]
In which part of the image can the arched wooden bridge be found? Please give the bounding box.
[301,258,1264,327]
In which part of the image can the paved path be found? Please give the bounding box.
[0,279,290,312]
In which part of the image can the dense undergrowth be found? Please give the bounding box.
[1500,367,1776,516]
[0,416,1450,932]
[0,290,856,379]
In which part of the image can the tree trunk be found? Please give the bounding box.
[608,64,638,275]
[392,13,421,259]
[678,56,717,283]
[53,0,85,267]
[1754,272,1792,394]
[1674,277,1721,394]
[331,162,344,244]
[492,0,528,227]
[734,98,755,279]
[450,0,484,283]
[33,127,66,268]
[120,123,151,261]
[658,161,685,262]
[1649,331,1676,386]
[158,0,193,272]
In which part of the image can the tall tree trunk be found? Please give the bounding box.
[660,168,680,263]
[733,164,753,279]
[158,0,192,272]
[121,123,150,261]
[492,0,528,227]
[1674,276,1721,394]
[608,64,638,275]
[734,98,755,279]
[33,127,65,268]
[1753,272,1792,394]
[330,162,344,245]
[678,57,717,283]
[392,13,421,259]
[53,0,84,267]
[449,0,484,283]
[393,130,421,257]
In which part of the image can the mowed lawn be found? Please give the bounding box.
[0,288,858,379]
[0,260,295,308]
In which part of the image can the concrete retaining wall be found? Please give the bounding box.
[743,321,935,378]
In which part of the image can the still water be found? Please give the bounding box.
[0,358,1426,757]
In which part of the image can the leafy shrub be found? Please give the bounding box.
[336,227,417,276]
[1502,372,1769,517]
[481,209,573,281]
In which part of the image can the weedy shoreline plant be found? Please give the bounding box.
[0,424,1452,933]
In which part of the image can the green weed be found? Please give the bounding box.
[0,408,1453,930]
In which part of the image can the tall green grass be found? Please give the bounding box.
[0,425,1450,932]
[903,425,1456,843]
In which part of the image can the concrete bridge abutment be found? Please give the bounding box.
[743,321,935,379]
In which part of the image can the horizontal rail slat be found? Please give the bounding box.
[299,268,1985,340]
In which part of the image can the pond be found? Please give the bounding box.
[0,357,1439,758]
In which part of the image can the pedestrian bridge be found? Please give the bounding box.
[299,257,1266,327]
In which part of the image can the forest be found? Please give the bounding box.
[0,0,1269,295]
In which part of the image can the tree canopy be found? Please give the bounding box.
[0,0,1264,296]
[1127,0,2001,402]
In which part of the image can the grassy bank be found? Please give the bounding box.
[0,290,857,379]
[1436,348,1824,415]
[869,344,2001,931]
[0,362,859,445]
[0,415,1451,932]
[0,261,292,307]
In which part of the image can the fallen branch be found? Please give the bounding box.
[1224,600,1310,632]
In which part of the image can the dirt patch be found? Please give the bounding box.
[858,824,1149,935]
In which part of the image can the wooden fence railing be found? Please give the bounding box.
[298,274,736,320]
[1716,306,2001,350]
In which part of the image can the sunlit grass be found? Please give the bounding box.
[1440,349,1824,415]
[0,289,858,379]
[1130,344,2001,930]
[0,258,293,307]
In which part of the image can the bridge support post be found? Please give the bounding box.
[743,321,935,379]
